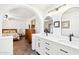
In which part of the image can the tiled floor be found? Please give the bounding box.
[13,37,38,55]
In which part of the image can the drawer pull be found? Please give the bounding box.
[45,47,50,50]
[45,52,50,55]
[60,49,68,53]
[45,42,50,45]
[38,39,40,41]
[38,43,40,47]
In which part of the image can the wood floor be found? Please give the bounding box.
[13,37,35,55]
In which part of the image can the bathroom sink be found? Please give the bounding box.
[58,39,79,49]
[37,34,79,49]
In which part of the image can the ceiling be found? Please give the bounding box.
[29,4,63,13]
[8,6,36,20]
[29,4,57,11]
[1,4,62,20]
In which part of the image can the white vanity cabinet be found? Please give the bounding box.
[43,39,57,55]
[35,37,59,55]
[32,34,37,50]
[35,37,45,55]
[34,36,79,55]
[0,36,13,55]
[54,42,79,55]
[42,39,67,55]
[32,34,41,50]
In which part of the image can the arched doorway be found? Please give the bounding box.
[1,5,41,55]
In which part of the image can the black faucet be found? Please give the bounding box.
[44,29,49,36]
[69,34,74,42]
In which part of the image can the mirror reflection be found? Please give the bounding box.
[44,16,53,34]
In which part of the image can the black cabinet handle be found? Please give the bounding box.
[60,49,68,53]
[45,47,50,50]
[38,39,40,41]
[45,42,50,45]
[45,52,50,55]
[38,43,40,47]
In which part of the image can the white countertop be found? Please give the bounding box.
[0,36,13,39]
[0,36,13,55]
[34,33,79,50]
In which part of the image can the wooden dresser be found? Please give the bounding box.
[25,28,36,43]
[25,29,32,43]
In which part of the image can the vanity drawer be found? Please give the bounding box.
[36,38,46,55]
[43,40,59,55]
[43,39,69,55]
[35,36,79,55]
[44,41,79,55]
[53,42,79,55]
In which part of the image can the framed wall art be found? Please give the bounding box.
[54,21,60,28]
[62,21,70,28]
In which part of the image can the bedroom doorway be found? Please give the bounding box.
[25,18,36,43]
[13,17,37,55]
[2,5,40,55]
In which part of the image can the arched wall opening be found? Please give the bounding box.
[0,5,44,35]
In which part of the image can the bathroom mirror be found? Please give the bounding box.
[44,16,53,34]
[61,7,79,38]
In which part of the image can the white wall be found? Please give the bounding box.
[2,17,41,34]
[2,19,27,34]
[2,20,27,29]
[0,5,41,34]
[47,4,79,37]
[62,7,79,37]
[0,16,3,36]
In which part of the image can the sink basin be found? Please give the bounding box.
[58,39,79,49]
[37,34,79,49]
